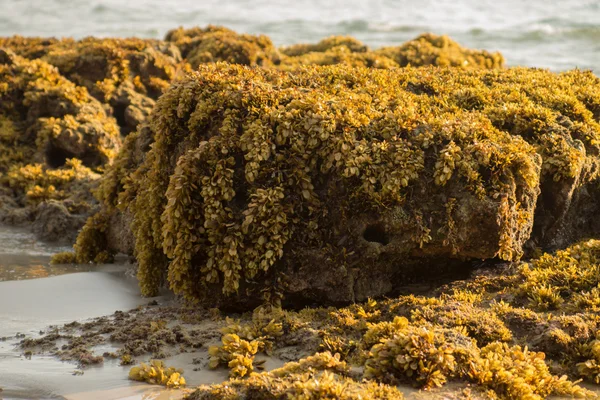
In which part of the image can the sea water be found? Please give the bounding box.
[1,0,599,71]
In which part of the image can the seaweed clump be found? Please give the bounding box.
[129,359,186,388]
[190,352,405,400]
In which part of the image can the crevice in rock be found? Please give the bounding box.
[111,101,129,135]
[363,223,389,245]
[45,145,73,168]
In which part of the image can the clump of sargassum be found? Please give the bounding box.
[128,359,186,388]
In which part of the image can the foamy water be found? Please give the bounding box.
[1,0,599,71]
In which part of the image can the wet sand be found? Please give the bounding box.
[0,225,234,400]
[0,266,159,399]
[0,225,169,399]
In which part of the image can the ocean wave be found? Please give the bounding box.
[0,0,599,71]
[515,19,600,41]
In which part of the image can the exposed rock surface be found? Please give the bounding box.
[32,200,87,243]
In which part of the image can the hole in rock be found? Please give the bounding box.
[112,102,131,135]
[46,145,73,168]
[363,223,389,245]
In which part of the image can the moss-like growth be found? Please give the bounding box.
[128,359,186,388]
[375,33,505,68]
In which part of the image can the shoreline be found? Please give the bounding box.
[2,25,600,400]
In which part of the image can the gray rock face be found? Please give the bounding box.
[32,201,86,244]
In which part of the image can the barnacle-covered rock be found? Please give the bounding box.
[375,33,505,68]
[77,63,554,304]
[165,25,280,69]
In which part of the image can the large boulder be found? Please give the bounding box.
[76,63,600,308]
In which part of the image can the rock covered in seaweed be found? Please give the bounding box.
[375,33,505,68]
[0,36,184,136]
[76,63,588,306]
[0,49,120,242]
[0,28,508,245]
[278,33,504,70]
[165,25,280,69]
[0,49,121,169]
